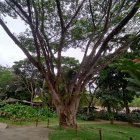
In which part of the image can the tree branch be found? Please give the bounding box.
[10,0,29,20]
[89,0,96,29]
[5,0,28,23]
[82,1,111,62]
[0,18,40,70]
[82,32,140,89]
[65,0,86,29]
[55,0,65,31]
[90,0,140,68]
[77,0,140,90]
[81,43,131,90]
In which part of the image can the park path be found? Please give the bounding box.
[0,126,49,140]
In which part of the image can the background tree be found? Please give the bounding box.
[0,66,14,100]
[0,66,13,87]
[96,66,135,123]
[117,58,140,93]
[0,0,140,127]
[0,65,31,101]
[13,59,44,103]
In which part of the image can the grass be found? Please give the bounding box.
[0,117,58,126]
[0,117,88,127]
[49,123,140,140]
[1,117,140,140]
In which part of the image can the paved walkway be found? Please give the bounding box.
[0,126,49,140]
[0,123,8,129]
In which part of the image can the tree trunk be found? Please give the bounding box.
[30,92,34,106]
[54,96,80,127]
[125,102,132,123]
[125,102,130,115]
[123,92,132,123]
[107,106,114,124]
[58,106,77,127]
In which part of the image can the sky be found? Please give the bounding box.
[0,27,26,67]
[0,17,26,67]
[0,17,83,67]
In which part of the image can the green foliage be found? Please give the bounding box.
[130,97,140,107]
[116,58,140,94]
[0,66,13,87]
[95,110,109,120]
[96,65,136,123]
[77,107,96,121]
[0,104,37,121]
[98,63,137,103]
[114,112,128,122]
[18,34,35,53]
[1,0,140,127]
[131,109,140,122]
[44,0,55,13]
[97,67,125,112]
[61,56,79,79]
[0,104,56,121]
[39,107,56,118]
[97,89,122,110]
[0,66,18,100]
[71,19,93,40]
[95,109,140,123]
[12,59,45,101]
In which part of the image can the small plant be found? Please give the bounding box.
[0,104,56,122]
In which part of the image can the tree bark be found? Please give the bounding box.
[107,106,114,124]
[125,101,132,123]
[123,92,132,123]
[125,101,130,115]
[54,96,80,127]
[57,106,76,127]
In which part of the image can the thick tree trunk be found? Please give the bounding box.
[58,106,77,127]
[54,96,80,127]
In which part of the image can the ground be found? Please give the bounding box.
[0,120,139,140]
[0,126,49,140]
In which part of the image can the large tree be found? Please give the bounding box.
[13,59,44,103]
[97,66,135,123]
[0,0,140,127]
[0,66,14,100]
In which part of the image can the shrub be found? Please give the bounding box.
[38,107,56,118]
[95,110,109,120]
[0,104,56,121]
[77,107,96,120]
[114,112,128,122]
[0,104,37,121]
[131,109,140,122]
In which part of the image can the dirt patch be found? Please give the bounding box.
[0,126,49,140]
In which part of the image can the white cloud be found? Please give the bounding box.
[0,23,26,67]
[62,48,83,62]
[0,17,83,67]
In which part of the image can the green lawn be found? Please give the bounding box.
[1,117,140,140]
[49,123,140,140]
[0,117,59,126]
